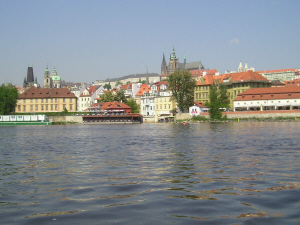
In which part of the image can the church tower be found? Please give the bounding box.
[161,53,168,76]
[238,61,243,72]
[245,62,248,71]
[44,64,51,88]
[169,46,178,74]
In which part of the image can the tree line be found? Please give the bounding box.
[0,84,19,115]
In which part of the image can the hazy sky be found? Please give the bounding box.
[1,0,299,86]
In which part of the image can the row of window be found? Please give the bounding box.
[19,98,73,104]
[236,100,298,105]
[17,104,73,111]
[195,93,208,99]
[195,86,209,91]
[155,97,172,102]
[143,104,172,110]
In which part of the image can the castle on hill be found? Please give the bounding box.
[161,46,204,77]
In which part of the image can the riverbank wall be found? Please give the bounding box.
[176,110,300,120]
[49,116,83,123]
[49,110,300,124]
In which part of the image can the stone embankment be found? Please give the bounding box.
[49,116,83,123]
[176,110,300,121]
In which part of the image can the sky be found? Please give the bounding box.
[1,0,300,86]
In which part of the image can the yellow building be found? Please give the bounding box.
[16,86,77,113]
[194,71,271,109]
[154,91,176,122]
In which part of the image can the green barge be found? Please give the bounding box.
[0,115,52,126]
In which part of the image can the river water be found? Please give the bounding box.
[0,122,299,225]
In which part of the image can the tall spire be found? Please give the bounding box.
[245,62,248,71]
[238,61,243,72]
[146,67,149,85]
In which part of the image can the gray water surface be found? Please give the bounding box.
[0,122,299,224]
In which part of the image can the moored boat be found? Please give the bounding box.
[0,115,52,126]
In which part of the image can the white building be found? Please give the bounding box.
[234,86,300,111]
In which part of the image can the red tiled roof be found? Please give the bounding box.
[228,70,269,82]
[196,70,269,86]
[18,86,76,99]
[136,84,151,96]
[194,102,207,108]
[151,81,169,91]
[235,86,300,101]
[284,79,300,86]
[90,101,131,110]
[190,69,218,76]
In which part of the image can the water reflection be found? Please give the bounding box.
[0,123,300,224]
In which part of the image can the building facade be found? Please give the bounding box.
[16,86,77,113]
[194,70,271,109]
[234,86,300,111]
[257,69,297,81]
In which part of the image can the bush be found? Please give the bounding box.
[192,115,208,121]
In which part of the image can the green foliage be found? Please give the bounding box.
[191,115,208,121]
[205,82,230,120]
[0,83,19,115]
[98,90,127,103]
[218,84,230,108]
[126,99,140,113]
[167,70,196,112]
[207,82,222,120]
[103,83,111,90]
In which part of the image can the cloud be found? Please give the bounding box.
[229,38,240,45]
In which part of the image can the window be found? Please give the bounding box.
[63,98,66,103]
[35,105,38,111]
[23,105,26,111]
[55,98,58,103]
[41,99,44,103]
[46,99,48,103]
[46,105,48,110]
[30,99,33,103]
[23,99,26,103]
[63,104,66,109]
[51,99,53,103]
[18,105,21,111]
[41,105,44,110]
[70,105,73,110]
[35,99,38,103]
[55,105,58,110]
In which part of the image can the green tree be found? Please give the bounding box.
[205,82,230,120]
[167,70,196,112]
[206,82,222,120]
[114,90,127,103]
[0,83,19,115]
[103,83,111,90]
[98,91,114,102]
[126,99,140,113]
[98,90,127,103]
[218,84,230,108]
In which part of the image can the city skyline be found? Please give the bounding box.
[1,0,300,85]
